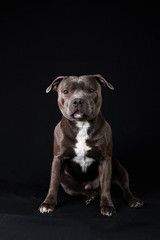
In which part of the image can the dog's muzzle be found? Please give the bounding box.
[71,98,85,119]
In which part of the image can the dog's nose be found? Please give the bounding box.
[72,98,83,107]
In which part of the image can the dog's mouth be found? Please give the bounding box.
[71,110,85,119]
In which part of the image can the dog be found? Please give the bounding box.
[39,74,143,216]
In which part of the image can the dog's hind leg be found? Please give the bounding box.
[60,173,86,196]
[112,159,144,208]
[60,173,99,205]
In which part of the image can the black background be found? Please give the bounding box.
[0,1,160,239]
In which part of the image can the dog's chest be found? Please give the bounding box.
[72,121,95,173]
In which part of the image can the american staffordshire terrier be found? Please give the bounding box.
[39,74,143,216]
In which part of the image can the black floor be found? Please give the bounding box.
[0,182,159,240]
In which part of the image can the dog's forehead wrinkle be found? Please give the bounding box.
[59,75,100,91]
[59,77,81,90]
[80,75,100,89]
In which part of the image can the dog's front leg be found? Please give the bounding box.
[39,156,63,213]
[99,157,116,216]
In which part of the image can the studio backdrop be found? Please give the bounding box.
[1,1,159,189]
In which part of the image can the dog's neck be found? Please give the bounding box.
[60,111,105,135]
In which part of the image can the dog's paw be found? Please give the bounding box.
[85,195,96,206]
[128,197,144,208]
[39,202,56,213]
[100,205,116,216]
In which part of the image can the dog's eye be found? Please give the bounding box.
[88,88,95,93]
[63,90,69,94]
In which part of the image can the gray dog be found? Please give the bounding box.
[39,74,143,216]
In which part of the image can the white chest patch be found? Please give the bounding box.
[72,121,95,173]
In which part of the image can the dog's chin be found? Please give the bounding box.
[70,110,87,120]
[71,111,84,119]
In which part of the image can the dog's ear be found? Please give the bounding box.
[46,76,65,93]
[93,74,114,90]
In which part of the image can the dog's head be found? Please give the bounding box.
[46,74,114,121]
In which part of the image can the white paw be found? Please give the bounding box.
[39,202,55,213]
[100,206,116,216]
